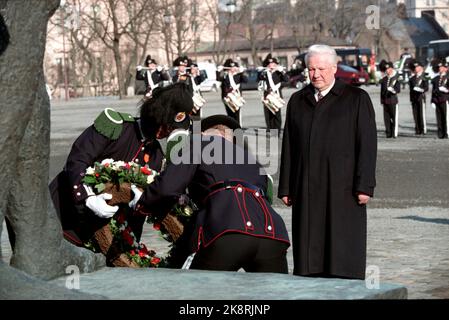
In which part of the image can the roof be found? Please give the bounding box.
[391,16,448,48]
[194,35,349,55]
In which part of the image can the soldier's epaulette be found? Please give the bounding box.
[93,108,135,140]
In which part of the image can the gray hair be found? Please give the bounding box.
[305,44,338,66]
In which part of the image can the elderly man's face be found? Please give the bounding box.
[307,54,337,91]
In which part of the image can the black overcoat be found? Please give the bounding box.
[278,80,377,279]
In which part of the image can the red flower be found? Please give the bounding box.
[130,250,135,256]
[95,173,100,177]
[151,257,161,265]
[122,232,134,245]
[141,167,152,175]
[125,163,131,169]
[116,213,126,224]
[138,251,146,258]
[153,223,161,231]
[105,163,110,167]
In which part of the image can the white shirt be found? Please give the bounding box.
[314,79,335,102]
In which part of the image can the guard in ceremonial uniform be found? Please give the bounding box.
[172,55,193,85]
[431,59,449,139]
[408,59,429,135]
[136,55,170,99]
[379,60,401,138]
[130,115,290,273]
[49,83,194,247]
[258,54,288,132]
[217,58,248,126]
[190,62,206,120]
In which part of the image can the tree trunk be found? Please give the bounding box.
[112,40,126,98]
[0,0,104,280]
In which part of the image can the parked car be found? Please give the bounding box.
[335,64,369,86]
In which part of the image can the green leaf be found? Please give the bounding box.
[95,183,105,193]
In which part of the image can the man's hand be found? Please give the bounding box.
[85,193,118,219]
[357,193,370,205]
[157,65,163,72]
[136,65,143,71]
[413,86,424,92]
[129,184,143,209]
[387,87,396,94]
[439,86,449,93]
[281,196,292,207]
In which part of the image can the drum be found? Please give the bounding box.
[262,92,286,114]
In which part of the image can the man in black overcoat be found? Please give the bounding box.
[278,44,377,280]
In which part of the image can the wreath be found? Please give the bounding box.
[82,159,194,268]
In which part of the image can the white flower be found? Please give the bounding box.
[111,160,126,171]
[101,158,114,166]
[86,166,95,175]
[147,174,156,184]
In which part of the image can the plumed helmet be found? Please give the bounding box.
[140,82,194,137]
[432,58,448,73]
[145,55,157,66]
[173,55,191,67]
[0,14,10,56]
[408,59,423,72]
[379,60,393,73]
[223,58,239,68]
[263,53,278,67]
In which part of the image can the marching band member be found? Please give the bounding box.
[379,60,401,138]
[136,55,170,98]
[258,54,288,132]
[408,59,429,135]
[190,62,207,120]
[172,55,193,85]
[431,59,449,139]
[216,58,248,126]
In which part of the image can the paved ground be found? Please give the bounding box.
[2,85,448,299]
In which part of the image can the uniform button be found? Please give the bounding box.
[141,147,145,151]
[246,221,252,227]
[135,159,139,163]
[73,185,78,190]
[267,225,272,231]
[237,187,243,193]
[76,192,81,196]
[254,191,260,197]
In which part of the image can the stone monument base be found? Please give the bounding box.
[48,267,407,300]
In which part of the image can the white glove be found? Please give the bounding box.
[157,65,163,72]
[439,86,449,93]
[256,66,264,72]
[387,87,396,94]
[239,66,245,73]
[129,184,143,210]
[136,65,143,71]
[413,86,424,92]
[277,65,285,72]
[85,193,118,219]
[217,65,224,72]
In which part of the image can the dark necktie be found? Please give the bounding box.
[317,91,324,102]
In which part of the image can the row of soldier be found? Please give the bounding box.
[379,58,449,139]
[135,53,289,132]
